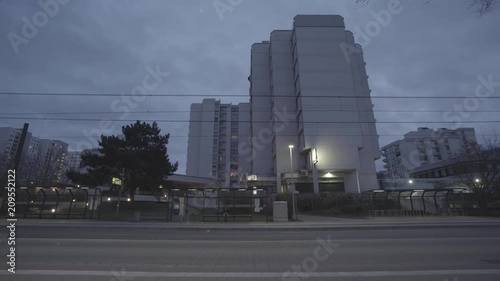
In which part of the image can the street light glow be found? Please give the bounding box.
[409,179,413,184]
[475,178,480,183]
[288,145,294,148]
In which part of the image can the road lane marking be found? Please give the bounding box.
[11,237,500,243]
[1,269,499,277]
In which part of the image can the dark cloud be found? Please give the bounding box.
[0,0,498,173]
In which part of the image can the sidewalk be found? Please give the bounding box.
[9,215,500,231]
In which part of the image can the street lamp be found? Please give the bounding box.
[288,145,297,221]
[475,178,480,183]
[288,145,294,187]
[408,179,413,184]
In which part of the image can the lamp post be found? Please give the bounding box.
[289,145,297,221]
[289,145,294,188]
[312,148,319,194]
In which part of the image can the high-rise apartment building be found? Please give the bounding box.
[0,127,69,185]
[0,127,25,173]
[64,151,83,172]
[0,127,35,183]
[61,151,84,184]
[33,139,68,184]
[186,99,250,187]
[381,127,477,179]
[247,15,380,193]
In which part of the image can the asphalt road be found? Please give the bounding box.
[1,226,500,280]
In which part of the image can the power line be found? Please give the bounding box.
[1,133,498,140]
[1,92,500,99]
[0,109,499,116]
[0,116,499,123]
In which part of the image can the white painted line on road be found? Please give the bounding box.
[1,269,500,277]
[16,237,500,243]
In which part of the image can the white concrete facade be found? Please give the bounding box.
[381,127,477,179]
[186,99,250,188]
[248,15,381,193]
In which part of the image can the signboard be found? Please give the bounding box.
[112,177,122,186]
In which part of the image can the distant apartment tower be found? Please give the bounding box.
[0,126,69,185]
[64,151,83,171]
[0,127,37,184]
[186,99,250,187]
[381,127,477,179]
[0,127,29,173]
[248,15,381,193]
[61,151,83,183]
[35,139,68,184]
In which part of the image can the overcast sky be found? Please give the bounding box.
[0,0,499,173]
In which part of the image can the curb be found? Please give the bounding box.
[10,222,500,232]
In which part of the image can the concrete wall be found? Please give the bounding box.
[270,30,298,188]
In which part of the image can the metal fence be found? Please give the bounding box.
[169,187,271,222]
[362,189,469,217]
[1,187,103,220]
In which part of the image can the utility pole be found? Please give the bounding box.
[13,123,29,172]
[12,123,29,190]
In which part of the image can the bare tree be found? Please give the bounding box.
[355,0,495,16]
[470,0,496,16]
[453,139,500,213]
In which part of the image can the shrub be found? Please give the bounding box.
[297,193,362,215]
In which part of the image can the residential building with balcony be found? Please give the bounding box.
[381,127,477,179]
[247,15,381,193]
[186,99,250,188]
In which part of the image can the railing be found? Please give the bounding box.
[1,187,102,220]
